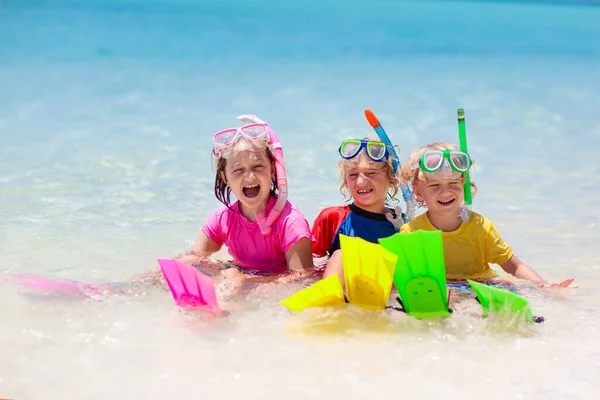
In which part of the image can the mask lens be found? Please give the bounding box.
[422,151,444,171]
[241,124,267,139]
[214,128,239,145]
[340,140,362,158]
[367,142,386,160]
[450,151,470,171]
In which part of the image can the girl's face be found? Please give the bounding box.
[221,146,274,219]
[414,174,465,220]
[344,154,393,214]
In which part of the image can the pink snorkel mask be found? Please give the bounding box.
[212,115,288,236]
[212,123,272,158]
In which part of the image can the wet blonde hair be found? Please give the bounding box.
[399,142,477,208]
[338,136,400,204]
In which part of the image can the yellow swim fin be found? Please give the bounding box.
[280,274,346,312]
[340,234,397,310]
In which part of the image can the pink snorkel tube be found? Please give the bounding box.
[236,115,288,235]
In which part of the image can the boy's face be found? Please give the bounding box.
[414,173,465,219]
[344,154,392,213]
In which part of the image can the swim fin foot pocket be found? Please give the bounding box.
[386,296,454,315]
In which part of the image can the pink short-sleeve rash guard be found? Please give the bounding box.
[202,196,313,274]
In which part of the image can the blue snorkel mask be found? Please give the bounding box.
[338,139,390,162]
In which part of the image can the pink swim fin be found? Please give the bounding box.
[157,258,221,312]
[4,273,104,297]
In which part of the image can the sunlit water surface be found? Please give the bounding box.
[1,0,599,398]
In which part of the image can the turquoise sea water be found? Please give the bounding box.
[2,1,600,398]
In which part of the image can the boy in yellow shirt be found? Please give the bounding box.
[399,142,574,288]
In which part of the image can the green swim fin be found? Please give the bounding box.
[467,279,534,323]
[379,230,451,319]
[340,235,397,310]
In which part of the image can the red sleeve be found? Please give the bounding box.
[311,206,350,257]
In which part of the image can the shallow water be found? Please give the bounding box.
[1,0,600,398]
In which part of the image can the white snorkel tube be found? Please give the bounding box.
[236,114,288,236]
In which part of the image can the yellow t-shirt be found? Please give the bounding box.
[400,212,513,280]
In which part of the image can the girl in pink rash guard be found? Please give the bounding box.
[177,115,314,285]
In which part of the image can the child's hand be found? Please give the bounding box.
[385,206,404,232]
[220,267,245,281]
[218,268,246,295]
[538,278,576,288]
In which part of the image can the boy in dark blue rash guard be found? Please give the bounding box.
[311,137,403,284]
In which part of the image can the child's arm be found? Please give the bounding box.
[486,220,575,288]
[500,255,575,288]
[190,232,221,256]
[311,206,350,257]
[285,237,314,273]
[175,232,222,276]
[221,238,314,287]
[500,255,543,281]
[133,233,222,287]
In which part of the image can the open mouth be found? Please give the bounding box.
[242,184,261,198]
[356,188,373,195]
[437,198,456,206]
